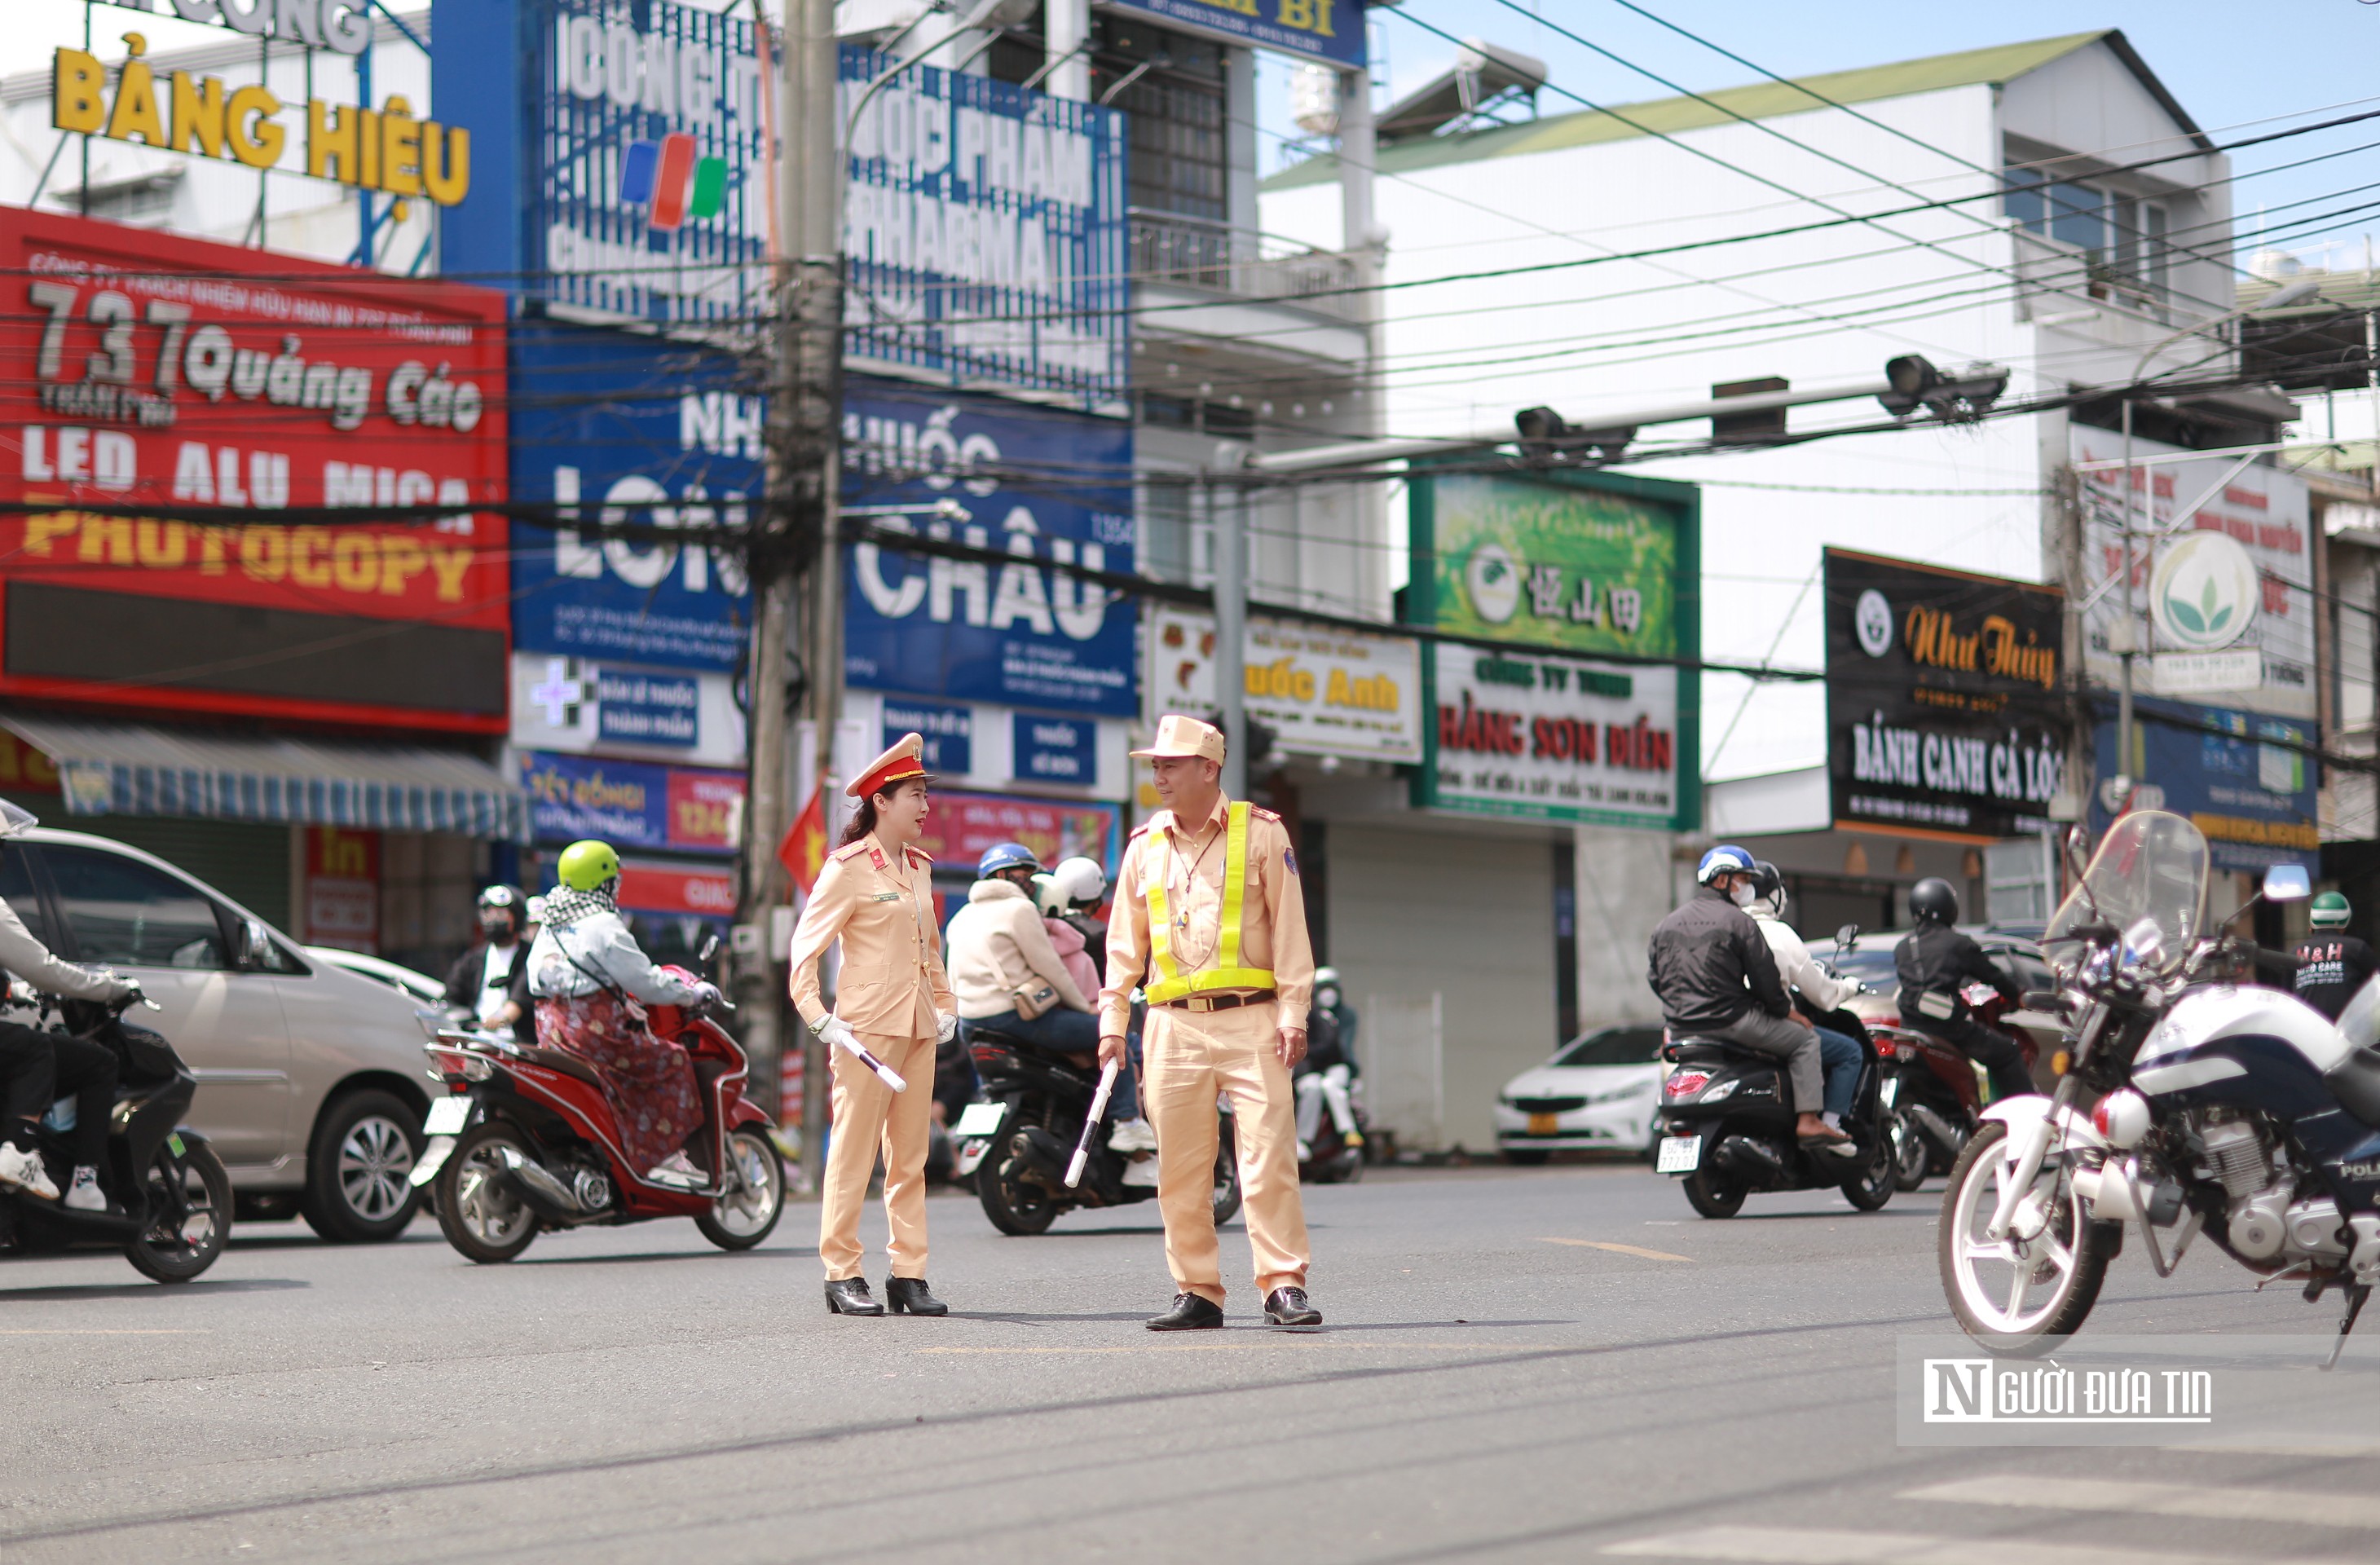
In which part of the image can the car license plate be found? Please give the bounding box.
[1655,1135,1703,1174]
[424,1096,470,1136]
[1527,1113,1559,1135]
[950,1101,1007,1139]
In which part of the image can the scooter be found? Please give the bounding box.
[1294,1066,1368,1184]
[1873,985,2042,1192]
[959,1021,1242,1235]
[411,967,784,1263]
[1654,1005,1897,1219]
[0,985,231,1283]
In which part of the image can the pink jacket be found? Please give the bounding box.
[1043,915,1100,1001]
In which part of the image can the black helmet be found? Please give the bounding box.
[477,885,524,938]
[1747,860,1786,916]
[1910,877,1959,925]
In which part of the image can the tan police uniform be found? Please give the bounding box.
[787,734,954,1283]
[1100,716,1316,1307]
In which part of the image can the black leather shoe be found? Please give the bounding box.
[824,1277,884,1316]
[885,1276,948,1316]
[1147,1292,1225,1331]
[1264,1286,1322,1326]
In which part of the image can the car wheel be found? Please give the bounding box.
[302,1089,425,1244]
[1501,1148,1551,1166]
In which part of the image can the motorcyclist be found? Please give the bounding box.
[0,802,139,1210]
[1646,844,1849,1151]
[2292,892,2376,1021]
[443,885,531,1038]
[1741,862,1863,1135]
[527,840,721,1189]
[1893,877,2030,1101]
[948,843,1157,1173]
[1294,966,1362,1162]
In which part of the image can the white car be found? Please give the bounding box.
[1493,1024,1669,1164]
[307,947,449,1009]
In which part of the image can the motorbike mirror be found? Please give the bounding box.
[239,918,273,970]
[2262,864,2312,903]
[1834,923,1860,951]
[699,932,721,964]
[2064,824,2091,879]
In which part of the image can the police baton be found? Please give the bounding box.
[833,1032,907,1094]
[1064,1060,1121,1188]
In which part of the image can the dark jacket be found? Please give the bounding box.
[1647,886,1792,1032]
[2292,934,2377,1022]
[1298,1006,1356,1076]
[1894,924,2018,1024]
[443,940,530,1017]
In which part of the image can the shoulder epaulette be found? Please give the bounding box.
[831,841,869,862]
[1126,822,1153,840]
[1249,805,1284,823]
[906,845,934,866]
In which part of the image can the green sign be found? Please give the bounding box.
[1413,472,1681,658]
[1408,467,1701,832]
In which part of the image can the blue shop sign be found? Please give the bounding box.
[509,323,760,674]
[884,700,973,774]
[596,668,701,747]
[2090,696,2319,875]
[1014,712,1095,785]
[843,381,1136,717]
[1103,0,1366,69]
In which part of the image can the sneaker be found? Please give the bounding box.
[63,1166,106,1213]
[645,1152,705,1188]
[1295,1140,1313,1164]
[1121,1157,1159,1187]
[0,1144,59,1202]
[1107,1118,1158,1154]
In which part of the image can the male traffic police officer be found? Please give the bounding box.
[1099,714,1323,1329]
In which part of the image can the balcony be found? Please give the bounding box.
[1128,209,1363,324]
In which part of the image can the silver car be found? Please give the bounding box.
[1,826,436,1241]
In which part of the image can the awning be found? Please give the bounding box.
[0,716,530,843]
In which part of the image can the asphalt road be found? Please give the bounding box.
[7,1162,2380,1563]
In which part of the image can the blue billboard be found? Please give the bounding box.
[2090,696,2320,875]
[1104,0,1367,68]
[842,380,1135,717]
[509,323,760,674]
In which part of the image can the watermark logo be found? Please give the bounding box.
[1922,1358,2211,1425]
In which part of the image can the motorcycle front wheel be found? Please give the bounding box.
[436,1122,540,1263]
[1938,1119,2112,1352]
[124,1139,231,1283]
[696,1127,785,1251]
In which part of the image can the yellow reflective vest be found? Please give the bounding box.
[1142,801,1275,1003]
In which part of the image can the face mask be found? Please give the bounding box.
[1730,882,1756,908]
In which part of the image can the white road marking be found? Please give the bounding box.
[1602,1524,2329,1564]
[1539,1237,1694,1262]
[0,1329,207,1336]
[1906,1474,2380,1530]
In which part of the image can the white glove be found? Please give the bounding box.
[936,1010,959,1045]
[817,1016,857,1053]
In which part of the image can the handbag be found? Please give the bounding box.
[1010,976,1060,1021]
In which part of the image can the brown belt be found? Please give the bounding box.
[1157,990,1276,1013]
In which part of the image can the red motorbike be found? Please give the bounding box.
[1867,985,2043,1192]
[410,969,786,1263]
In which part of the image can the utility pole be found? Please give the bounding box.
[738,0,844,1192]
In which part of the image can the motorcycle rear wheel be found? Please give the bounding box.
[977,1135,1060,1236]
[1938,1119,2111,1352]
[124,1140,231,1283]
[1889,1112,1931,1192]
[436,1123,540,1263]
[1682,1166,1745,1219]
[696,1128,785,1251]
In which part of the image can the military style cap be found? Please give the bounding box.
[1130,713,1226,763]
[847,731,931,798]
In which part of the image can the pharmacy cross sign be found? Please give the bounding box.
[533,659,588,725]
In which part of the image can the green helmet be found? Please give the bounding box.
[557,840,621,892]
[2312,891,2352,928]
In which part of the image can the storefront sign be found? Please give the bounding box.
[1013,713,1096,785]
[1101,0,1366,69]
[2074,428,2315,719]
[0,210,509,731]
[84,0,376,55]
[1424,646,1682,829]
[1825,549,2069,840]
[2089,698,2317,875]
[510,655,746,768]
[509,322,758,673]
[884,699,972,774]
[617,856,738,919]
[301,825,379,953]
[1144,604,1421,762]
[915,789,1118,874]
[843,45,1129,395]
[438,0,766,328]
[843,380,1136,716]
[593,668,700,747]
[520,751,743,856]
[50,30,468,210]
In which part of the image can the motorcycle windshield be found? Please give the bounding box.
[2042,811,2208,983]
[2340,976,2380,1053]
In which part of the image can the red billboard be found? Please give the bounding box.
[1,208,509,732]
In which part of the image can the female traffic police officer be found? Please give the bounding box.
[786,734,959,1317]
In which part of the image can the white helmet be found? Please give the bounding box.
[1038,856,1108,915]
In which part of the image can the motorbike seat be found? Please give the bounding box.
[513,1046,605,1090]
[971,1026,1095,1070]
[1667,1038,1780,1069]
[2325,1047,2380,1129]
